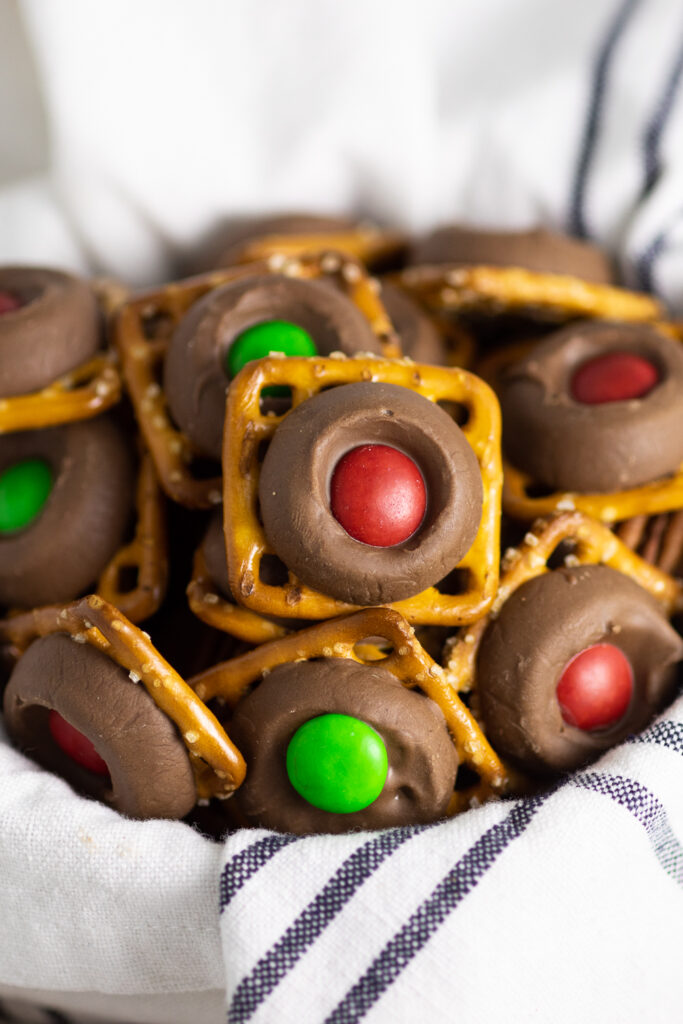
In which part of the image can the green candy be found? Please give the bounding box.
[0,459,53,533]
[226,320,317,397]
[286,713,388,814]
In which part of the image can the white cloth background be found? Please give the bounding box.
[1,1,683,1021]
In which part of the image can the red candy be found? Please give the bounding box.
[330,444,427,547]
[48,710,110,776]
[556,643,634,731]
[571,351,659,404]
[0,291,22,315]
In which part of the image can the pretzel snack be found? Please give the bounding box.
[0,354,121,434]
[97,450,169,623]
[224,354,502,625]
[503,457,683,523]
[190,607,508,811]
[115,253,400,507]
[444,511,682,695]
[187,545,290,645]
[235,227,408,268]
[0,597,245,800]
[395,264,663,323]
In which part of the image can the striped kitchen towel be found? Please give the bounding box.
[218,702,683,1024]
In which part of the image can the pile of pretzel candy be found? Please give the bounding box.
[1,215,682,836]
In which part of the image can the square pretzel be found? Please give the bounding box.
[189,607,508,810]
[223,354,502,627]
[444,510,682,695]
[114,253,401,508]
[502,457,683,524]
[395,264,663,324]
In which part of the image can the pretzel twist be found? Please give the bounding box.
[224,354,501,625]
[189,607,508,811]
[97,450,168,623]
[394,264,664,322]
[114,253,401,507]
[0,354,122,434]
[443,511,682,696]
[187,545,290,644]
[0,596,246,800]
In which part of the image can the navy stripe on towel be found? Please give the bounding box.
[568,0,642,238]
[572,772,683,886]
[227,823,433,1023]
[641,28,683,197]
[325,794,548,1024]
[220,834,301,912]
[628,719,683,756]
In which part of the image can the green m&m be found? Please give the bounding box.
[286,713,388,814]
[0,459,53,533]
[225,320,317,397]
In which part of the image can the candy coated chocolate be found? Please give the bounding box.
[499,321,683,492]
[0,267,100,398]
[477,565,683,774]
[164,274,380,458]
[258,381,483,605]
[411,225,614,283]
[0,417,135,607]
[3,634,196,819]
[230,658,458,834]
[330,443,427,546]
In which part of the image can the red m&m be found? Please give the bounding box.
[0,291,22,315]
[571,351,659,404]
[556,643,634,731]
[48,710,110,776]
[330,444,426,547]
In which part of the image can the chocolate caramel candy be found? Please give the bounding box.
[410,225,614,283]
[258,381,483,606]
[0,267,101,398]
[230,658,458,834]
[477,565,683,775]
[3,633,196,819]
[499,321,683,493]
[164,274,380,458]
[0,417,135,607]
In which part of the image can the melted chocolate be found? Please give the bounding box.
[0,417,135,608]
[0,267,101,398]
[499,321,683,492]
[3,634,196,819]
[230,658,458,834]
[477,565,683,774]
[164,274,380,458]
[258,382,483,606]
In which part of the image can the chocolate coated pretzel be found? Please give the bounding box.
[0,596,245,800]
[190,607,508,811]
[224,354,502,625]
[115,253,401,507]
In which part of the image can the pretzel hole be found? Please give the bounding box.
[352,638,394,663]
[524,479,556,499]
[117,565,140,593]
[188,455,222,480]
[454,763,481,790]
[436,400,470,428]
[259,553,290,587]
[141,307,174,341]
[434,567,472,596]
[259,389,293,416]
[546,539,577,570]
